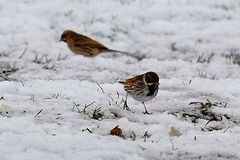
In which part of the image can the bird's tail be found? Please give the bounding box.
[105,48,146,61]
[105,49,129,55]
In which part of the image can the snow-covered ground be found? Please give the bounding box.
[1,0,240,159]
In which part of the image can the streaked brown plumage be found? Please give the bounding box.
[119,71,159,114]
[60,30,128,57]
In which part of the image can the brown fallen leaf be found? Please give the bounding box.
[168,126,182,137]
[110,125,123,137]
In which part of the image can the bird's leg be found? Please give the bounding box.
[123,93,131,111]
[142,102,152,114]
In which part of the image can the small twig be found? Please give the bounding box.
[72,101,81,112]
[137,144,146,151]
[44,55,52,63]
[34,109,43,119]
[57,52,68,61]
[85,101,96,108]
[123,101,131,112]
[57,52,62,61]
[107,94,114,102]
[182,81,185,86]
[96,82,104,93]
[20,81,25,87]
[19,47,28,59]
[169,138,178,150]
[207,53,214,64]
[86,128,93,133]
[142,131,151,142]
[170,138,174,150]
[0,74,9,80]
[189,79,192,84]
[114,77,119,83]
[82,128,93,133]
[223,126,230,133]
[202,118,214,129]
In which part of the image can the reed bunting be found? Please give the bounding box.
[60,30,128,57]
[119,71,159,114]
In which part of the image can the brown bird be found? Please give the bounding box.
[60,30,128,57]
[119,71,159,114]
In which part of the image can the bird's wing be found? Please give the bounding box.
[76,33,107,48]
[125,75,143,86]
